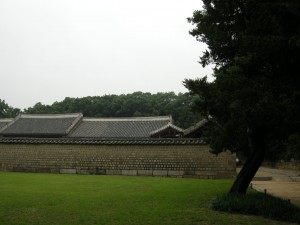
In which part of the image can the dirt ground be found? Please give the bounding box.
[248,167,300,207]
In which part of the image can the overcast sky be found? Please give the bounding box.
[0,0,212,109]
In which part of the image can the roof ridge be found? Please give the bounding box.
[82,116,171,122]
[65,114,84,135]
[183,118,208,136]
[0,117,17,133]
[20,113,83,119]
[150,122,183,136]
[0,118,14,122]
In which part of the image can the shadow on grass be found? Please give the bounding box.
[211,192,300,224]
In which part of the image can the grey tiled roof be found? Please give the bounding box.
[150,123,183,136]
[0,118,13,130]
[0,137,205,145]
[183,119,208,137]
[69,116,172,138]
[0,114,83,137]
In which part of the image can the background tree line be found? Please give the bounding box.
[0,92,202,129]
[0,99,20,118]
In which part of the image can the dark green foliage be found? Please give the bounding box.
[186,0,300,193]
[23,92,201,128]
[186,0,300,160]
[211,192,300,223]
[0,99,20,118]
[284,133,300,160]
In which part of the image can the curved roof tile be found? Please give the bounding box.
[69,116,171,138]
[0,113,83,137]
[0,137,205,145]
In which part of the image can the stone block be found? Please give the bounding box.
[50,168,60,173]
[184,170,195,176]
[138,170,153,176]
[168,170,184,177]
[107,169,122,175]
[96,168,106,175]
[37,168,51,173]
[122,170,137,176]
[153,170,168,176]
[60,168,77,174]
[77,169,90,175]
[195,171,215,176]
[12,167,28,172]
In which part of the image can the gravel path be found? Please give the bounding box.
[250,167,300,207]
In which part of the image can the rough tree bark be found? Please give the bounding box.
[229,129,266,194]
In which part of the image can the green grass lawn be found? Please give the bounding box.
[0,172,295,225]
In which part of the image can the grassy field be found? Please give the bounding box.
[0,172,295,225]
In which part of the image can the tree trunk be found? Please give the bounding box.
[229,130,266,194]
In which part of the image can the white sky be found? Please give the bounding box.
[0,0,212,109]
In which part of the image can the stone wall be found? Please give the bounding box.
[263,160,300,171]
[0,143,236,178]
